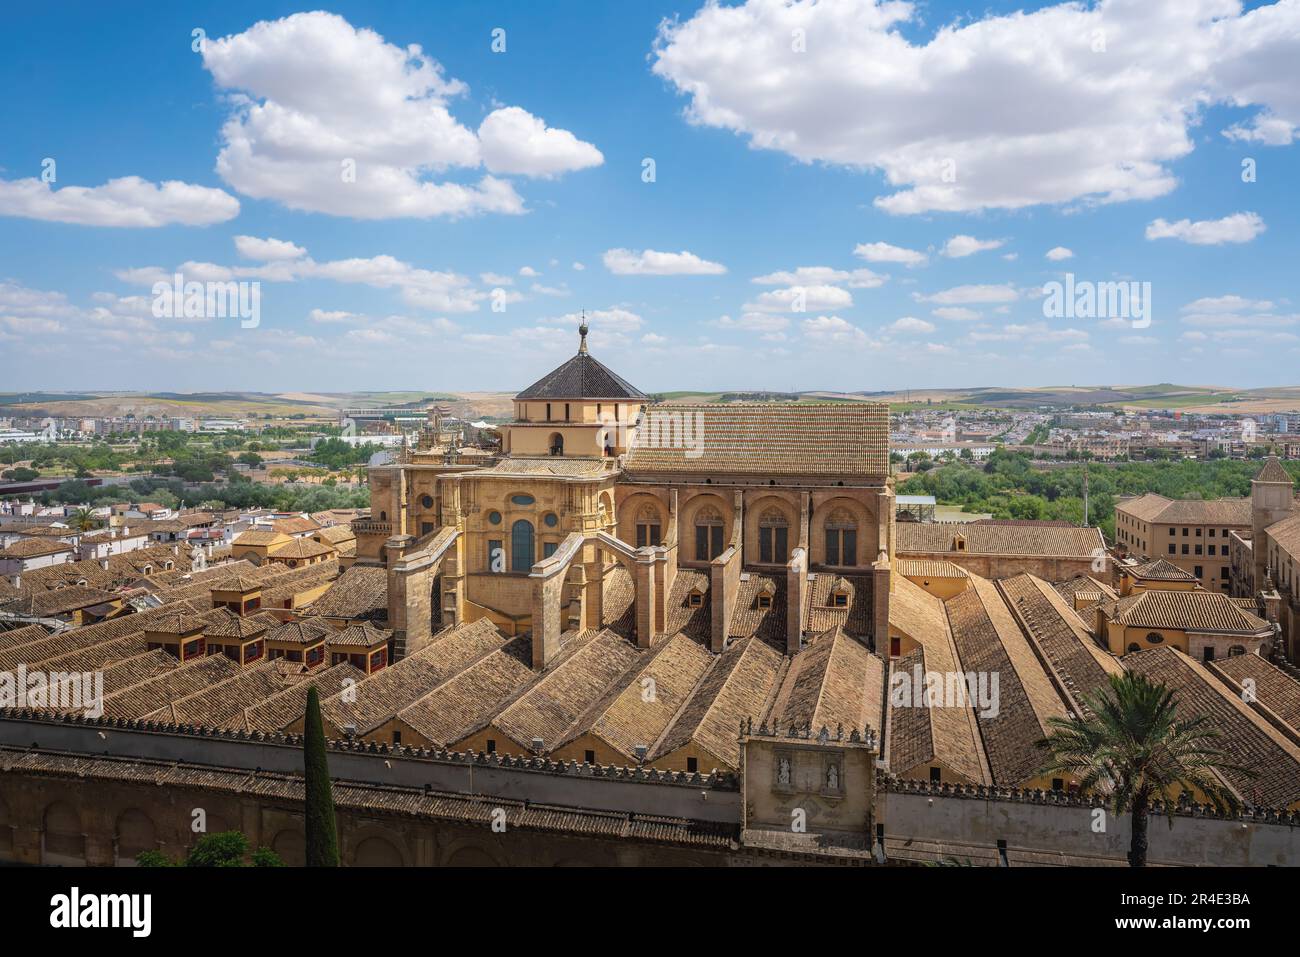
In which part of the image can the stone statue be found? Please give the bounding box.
[827,763,839,790]
[777,756,791,786]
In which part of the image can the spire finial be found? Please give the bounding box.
[578,310,589,354]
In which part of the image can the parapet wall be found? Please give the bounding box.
[878,777,1300,866]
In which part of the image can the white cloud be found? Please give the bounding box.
[1180,294,1274,313]
[572,262,585,271]
[1145,212,1266,245]
[519,266,540,278]
[200,12,597,219]
[477,106,603,177]
[602,248,726,276]
[932,306,982,321]
[918,284,1019,305]
[651,0,1300,214]
[307,308,358,323]
[941,235,1004,258]
[235,235,307,261]
[715,313,790,334]
[745,285,853,314]
[888,316,935,334]
[800,315,877,347]
[854,241,927,267]
[751,265,884,288]
[1045,246,1075,261]
[0,175,238,227]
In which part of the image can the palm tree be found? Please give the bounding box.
[1038,671,1248,867]
[69,507,101,532]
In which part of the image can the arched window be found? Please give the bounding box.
[635,502,661,548]
[1127,643,1141,653]
[510,520,535,573]
[1145,632,1164,644]
[1229,645,1247,656]
[694,505,724,562]
[548,432,563,456]
[824,508,858,567]
[758,507,790,564]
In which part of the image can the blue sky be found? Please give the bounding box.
[1,0,1298,394]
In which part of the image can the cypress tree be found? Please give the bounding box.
[303,685,340,866]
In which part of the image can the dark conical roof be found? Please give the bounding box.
[1254,456,1293,485]
[515,348,647,401]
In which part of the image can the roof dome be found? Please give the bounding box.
[514,320,647,401]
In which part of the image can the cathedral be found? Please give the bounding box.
[351,322,895,765]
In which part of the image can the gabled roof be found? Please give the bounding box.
[515,351,646,400]
[1126,558,1198,582]
[625,403,889,477]
[1100,589,1272,635]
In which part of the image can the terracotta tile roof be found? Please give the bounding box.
[396,638,536,745]
[1209,654,1300,737]
[944,577,1069,785]
[306,564,388,620]
[662,569,711,640]
[1127,647,1300,807]
[768,628,883,736]
[315,525,356,545]
[0,603,200,671]
[652,635,784,769]
[806,573,873,636]
[1053,574,1118,606]
[885,576,991,785]
[100,655,243,719]
[624,403,889,477]
[232,529,289,547]
[1265,514,1300,559]
[997,573,1124,715]
[729,573,785,645]
[0,538,75,559]
[17,560,113,592]
[492,628,645,749]
[271,516,322,536]
[1126,558,1199,582]
[243,662,368,733]
[1100,590,1272,635]
[321,618,505,734]
[1116,493,1251,526]
[269,537,335,560]
[327,621,391,649]
[1255,456,1293,485]
[896,559,969,579]
[897,522,1105,558]
[200,607,280,640]
[265,618,333,645]
[0,623,50,652]
[143,659,312,729]
[559,632,714,761]
[0,585,118,617]
[601,566,636,634]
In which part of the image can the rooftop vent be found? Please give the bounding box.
[634,744,648,763]
[531,736,544,753]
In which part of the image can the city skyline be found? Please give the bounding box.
[2,0,1300,393]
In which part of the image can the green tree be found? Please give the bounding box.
[69,507,101,532]
[304,686,340,866]
[1037,672,1246,867]
[135,830,282,867]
